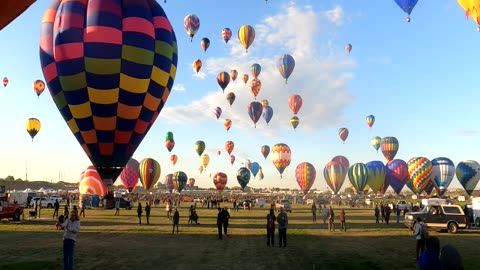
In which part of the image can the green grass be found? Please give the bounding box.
[1,204,479,270]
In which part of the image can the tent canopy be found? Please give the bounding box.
[0,0,36,31]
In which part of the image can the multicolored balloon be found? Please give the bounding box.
[386,159,409,195]
[250,78,262,99]
[225,141,234,155]
[184,14,200,41]
[248,101,263,128]
[455,160,480,196]
[213,106,222,120]
[139,158,161,192]
[458,0,480,31]
[222,28,232,43]
[226,92,236,107]
[332,155,350,170]
[33,80,46,98]
[120,158,140,192]
[193,59,202,73]
[2,77,8,87]
[262,105,273,125]
[224,119,232,132]
[271,143,291,178]
[164,174,174,193]
[238,25,255,52]
[200,37,210,52]
[173,171,187,193]
[288,95,303,115]
[394,0,419,22]
[338,128,349,143]
[431,157,455,196]
[79,166,108,196]
[217,71,231,93]
[188,178,195,187]
[366,115,375,128]
[345,43,352,54]
[39,1,177,184]
[194,141,206,156]
[261,145,270,159]
[25,118,41,141]
[366,161,386,193]
[237,167,251,190]
[323,161,347,194]
[290,116,300,130]
[277,54,295,84]
[251,63,261,78]
[348,163,369,194]
[230,70,238,81]
[242,74,249,85]
[166,132,175,153]
[261,100,269,107]
[213,172,228,191]
[296,162,316,195]
[371,136,382,152]
[381,137,399,161]
[408,157,433,193]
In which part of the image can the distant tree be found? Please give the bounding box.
[5,175,15,181]
[15,178,23,181]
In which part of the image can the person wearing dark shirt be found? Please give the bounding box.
[145,203,151,225]
[53,199,60,219]
[137,203,143,225]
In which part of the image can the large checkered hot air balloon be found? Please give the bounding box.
[39,0,178,186]
[270,143,291,178]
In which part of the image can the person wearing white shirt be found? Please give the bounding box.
[62,211,81,270]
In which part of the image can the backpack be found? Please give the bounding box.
[419,223,429,240]
[267,215,275,229]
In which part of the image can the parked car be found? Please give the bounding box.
[396,200,410,211]
[237,200,254,209]
[49,195,63,202]
[105,197,132,210]
[404,204,467,234]
[30,197,56,208]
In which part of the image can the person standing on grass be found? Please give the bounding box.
[222,207,230,236]
[37,200,42,218]
[172,208,180,234]
[62,210,80,270]
[79,201,86,218]
[340,209,346,232]
[53,199,60,219]
[266,208,276,247]
[385,205,391,225]
[145,202,151,225]
[277,207,288,248]
[137,203,143,225]
[311,203,317,222]
[418,236,441,270]
[322,205,328,224]
[114,199,120,216]
[396,207,401,224]
[414,217,426,262]
[328,206,335,232]
[374,205,380,223]
[380,202,385,223]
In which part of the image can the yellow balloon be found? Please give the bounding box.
[458,0,480,30]
[200,154,210,169]
[237,25,255,52]
[25,118,41,141]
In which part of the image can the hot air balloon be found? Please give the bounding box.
[33,80,46,98]
[200,154,210,169]
[277,54,295,84]
[456,160,480,196]
[238,25,255,52]
[345,43,352,54]
[229,154,236,165]
[386,159,409,195]
[188,178,195,187]
[242,74,249,85]
[262,105,273,125]
[139,158,161,192]
[381,137,399,161]
[251,63,261,78]
[261,100,269,107]
[261,145,270,159]
[230,70,238,81]
[79,166,108,196]
[408,157,433,193]
[184,14,200,41]
[296,162,316,195]
[217,71,231,93]
[248,101,263,128]
[217,150,221,156]
[222,28,232,43]
[2,77,8,87]
[288,95,303,114]
[166,132,175,153]
[371,136,382,152]
[120,158,140,192]
[173,171,187,193]
[237,167,251,190]
[170,154,178,166]
[431,157,455,196]
[193,59,202,73]
[213,106,222,120]
[324,161,347,195]
[39,1,177,186]
[366,115,375,128]
[366,161,386,194]
[225,141,234,155]
[224,119,232,132]
[338,128,349,143]
[250,78,262,99]
[194,141,206,156]
[332,155,350,170]
[164,174,174,193]
[250,162,260,178]
[348,163,369,194]
[200,37,210,52]
[213,172,228,192]
[458,0,480,31]
[271,143,291,178]
[25,118,41,141]
[394,0,419,22]
[198,166,204,174]
[290,116,300,130]
[258,168,264,180]
[226,92,236,107]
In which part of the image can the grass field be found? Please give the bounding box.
[0,203,479,270]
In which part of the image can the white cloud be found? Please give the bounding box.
[193,71,206,79]
[458,130,478,136]
[172,84,185,92]
[160,3,354,134]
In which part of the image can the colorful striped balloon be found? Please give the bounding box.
[271,143,291,178]
[164,174,174,193]
[217,71,230,92]
[407,157,432,193]
[242,74,249,85]
[184,14,200,41]
[290,116,300,130]
[173,171,187,193]
[381,137,399,161]
[338,128,349,143]
[222,28,232,43]
[119,158,139,192]
[348,163,369,193]
[323,161,347,194]
[213,172,228,191]
[261,145,270,159]
[277,54,295,84]
[455,160,480,196]
[249,78,262,99]
[139,158,161,192]
[332,155,350,171]
[237,167,251,190]
[366,161,386,193]
[248,101,263,128]
[225,141,234,155]
[288,95,303,115]
[251,63,261,78]
[296,162,316,195]
[371,136,382,152]
[230,70,238,81]
[386,159,409,195]
[238,25,255,52]
[366,115,375,128]
[40,0,177,184]
[431,157,455,196]
[79,166,107,196]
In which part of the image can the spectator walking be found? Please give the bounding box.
[62,211,80,270]
[277,207,288,248]
[340,209,346,232]
[385,205,391,225]
[79,201,86,218]
[172,208,179,234]
[53,199,60,219]
[414,217,426,261]
[328,206,335,232]
[145,203,151,225]
[311,203,317,222]
[374,205,380,223]
[114,199,120,216]
[266,208,276,247]
[322,205,328,224]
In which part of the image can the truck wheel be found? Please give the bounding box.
[475,218,480,228]
[448,222,458,234]
[13,211,20,221]
[47,204,53,208]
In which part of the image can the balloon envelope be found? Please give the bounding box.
[408,157,433,193]
[120,158,140,192]
[431,157,455,196]
[386,159,409,195]
[366,161,386,193]
[455,160,480,196]
[139,158,161,192]
[79,166,108,196]
[381,137,399,161]
[271,143,291,177]
[323,161,347,194]
[237,167,251,189]
[296,162,316,195]
[173,171,188,193]
[348,163,369,194]
[213,172,228,191]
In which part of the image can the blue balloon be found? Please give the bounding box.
[262,106,273,125]
[431,157,455,196]
[250,162,260,178]
[394,0,419,15]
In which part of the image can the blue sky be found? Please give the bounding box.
[0,0,479,192]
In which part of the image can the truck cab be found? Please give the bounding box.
[0,194,24,221]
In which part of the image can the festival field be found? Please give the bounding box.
[1,204,479,270]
